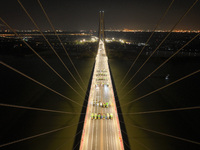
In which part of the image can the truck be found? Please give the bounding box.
[106,102,109,108]
[107,113,110,120]
[98,113,101,119]
[103,103,106,108]
[94,113,97,119]
[110,113,113,119]
[91,113,94,120]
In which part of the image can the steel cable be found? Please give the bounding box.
[118,69,200,108]
[121,0,199,92]
[120,121,200,145]
[37,0,86,88]
[0,61,85,107]
[0,17,83,98]
[119,106,200,115]
[0,103,85,115]
[119,0,175,87]
[0,121,84,148]
[121,32,200,99]
[17,0,86,94]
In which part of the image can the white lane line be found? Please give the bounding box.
[109,119,113,150]
[90,112,94,150]
[106,115,108,150]
[89,91,95,150]
[114,114,119,150]
[95,87,99,150]
[87,92,94,150]
[112,95,119,150]
[103,92,108,150]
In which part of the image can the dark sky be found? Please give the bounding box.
[0,0,200,31]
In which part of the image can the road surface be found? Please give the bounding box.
[79,40,124,150]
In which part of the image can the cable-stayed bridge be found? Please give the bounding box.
[79,11,124,149]
[0,0,200,150]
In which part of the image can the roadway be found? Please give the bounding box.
[79,40,124,150]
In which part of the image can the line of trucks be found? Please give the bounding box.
[92,101,111,108]
[91,113,113,120]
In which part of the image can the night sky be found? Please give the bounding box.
[0,0,200,31]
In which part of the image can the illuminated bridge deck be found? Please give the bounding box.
[79,40,124,150]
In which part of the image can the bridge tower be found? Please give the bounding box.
[79,11,125,150]
[98,11,105,43]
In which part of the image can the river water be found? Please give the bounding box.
[0,46,200,150]
[109,55,200,150]
[0,52,94,150]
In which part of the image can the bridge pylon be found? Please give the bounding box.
[98,11,105,43]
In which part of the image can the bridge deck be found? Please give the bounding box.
[79,40,124,150]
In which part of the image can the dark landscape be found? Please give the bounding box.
[0,31,200,149]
